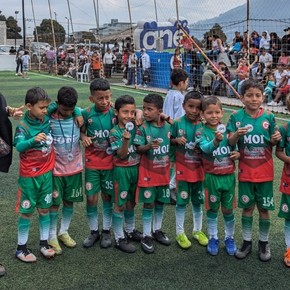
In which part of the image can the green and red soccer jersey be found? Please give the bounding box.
[171,116,204,182]
[134,120,171,187]
[109,125,140,167]
[277,121,290,194]
[14,112,55,177]
[196,124,236,175]
[82,106,116,170]
[227,108,276,182]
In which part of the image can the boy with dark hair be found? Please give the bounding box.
[197,96,240,256]
[170,90,208,249]
[109,95,142,253]
[227,79,281,261]
[134,93,171,253]
[163,68,188,204]
[48,86,83,254]
[81,78,115,249]
[14,87,55,262]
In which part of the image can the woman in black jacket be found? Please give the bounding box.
[0,92,23,276]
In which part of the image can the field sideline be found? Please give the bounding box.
[0,71,290,290]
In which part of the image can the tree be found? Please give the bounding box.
[6,16,22,40]
[79,31,97,43]
[203,23,227,43]
[34,19,65,47]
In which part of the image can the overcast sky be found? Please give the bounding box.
[1,0,244,34]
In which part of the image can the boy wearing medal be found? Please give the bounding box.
[227,80,281,261]
[81,79,116,249]
[134,93,171,254]
[48,87,83,254]
[196,96,240,256]
[109,95,142,253]
[14,87,55,262]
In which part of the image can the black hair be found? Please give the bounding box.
[170,68,188,86]
[143,93,163,110]
[240,79,264,96]
[183,90,204,105]
[90,78,110,94]
[201,96,222,111]
[115,95,135,111]
[57,86,78,107]
[25,87,50,105]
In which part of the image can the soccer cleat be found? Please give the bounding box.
[40,245,55,259]
[284,248,290,267]
[176,232,192,249]
[224,237,237,256]
[83,230,100,248]
[58,233,76,248]
[235,240,252,259]
[48,238,63,255]
[267,100,277,106]
[115,238,136,253]
[125,229,143,242]
[192,231,209,246]
[141,236,154,254]
[16,248,37,263]
[0,263,5,277]
[277,100,284,106]
[207,238,219,256]
[258,240,271,262]
[152,230,171,246]
[100,229,112,248]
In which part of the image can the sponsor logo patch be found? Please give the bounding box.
[22,200,31,209]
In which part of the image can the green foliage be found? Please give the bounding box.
[34,19,65,47]
[6,16,22,40]
[203,23,227,43]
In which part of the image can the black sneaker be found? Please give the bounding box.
[152,230,171,246]
[258,241,271,262]
[83,230,100,248]
[235,240,252,259]
[100,229,112,248]
[141,236,154,254]
[125,229,142,242]
[115,238,136,253]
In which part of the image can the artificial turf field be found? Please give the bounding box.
[0,71,290,290]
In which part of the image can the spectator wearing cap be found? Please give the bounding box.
[139,49,151,87]
[281,27,290,55]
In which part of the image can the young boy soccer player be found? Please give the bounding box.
[196,96,240,256]
[48,87,83,254]
[81,79,115,249]
[163,68,189,203]
[134,93,171,254]
[170,90,208,249]
[227,79,281,261]
[275,94,290,267]
[109,95,142,253]
[14,87,55,262]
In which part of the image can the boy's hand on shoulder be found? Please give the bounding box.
[230,150,240,160]
[35,133,47,143]
[12,105,25,119]
[160,113,173,125]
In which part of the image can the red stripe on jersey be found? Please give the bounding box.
[15,188,22,213]
[85,147,113,170]
[205,188,210,211]
[135,187,140,203]
[114,181,119,203]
